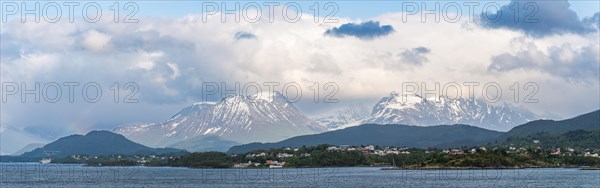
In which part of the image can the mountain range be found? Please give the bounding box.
[227,110,599,154]
[361,92,539,131]
[114,92,326,152]
[112,91,546,152]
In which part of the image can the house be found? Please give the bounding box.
[277,153,294,158]
[234,161,260,168]
[449,149,464,155]
[551,148,561,155]
[246,152,267,158]
[233,163,249,168]
[533,140,540,144]
[584,152,599,157]
[266,160,286,167]
[518,147,528,153]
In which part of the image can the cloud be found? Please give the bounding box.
[412,47,431,54]
[167,63,181,80]
[488,42,599,82]
[377,47,431,70]
[81,30,112,52]
[400,47,431,65]
[480,0,596,37]
[325,21,394,39]
[234,31,257,40]
[584,12,600,29]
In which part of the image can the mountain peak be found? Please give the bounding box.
[379,91,424,110]
[85,130,115,136]
[215,91,287,104]
[249,91,286,103]
[389,91,423,97]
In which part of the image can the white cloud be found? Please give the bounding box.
[133,50,162,71]
[81,29,112,52]
[167,63,181,80]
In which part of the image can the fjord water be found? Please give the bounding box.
[1,163,598,187]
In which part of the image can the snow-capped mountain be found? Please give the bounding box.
[313,104,371,130]
[114,92,326,151]
[362,92,539,131]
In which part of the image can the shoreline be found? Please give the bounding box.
[2,162,599,170]
[381,166,600,170]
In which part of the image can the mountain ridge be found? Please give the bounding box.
[502,110,600,138]
[20,130,184,158]
[227,124,503,154]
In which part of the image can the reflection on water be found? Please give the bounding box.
[1,163,599,187]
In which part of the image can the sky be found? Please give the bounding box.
[1,0,599,154]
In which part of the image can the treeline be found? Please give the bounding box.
[501,130,600,149]
[378,149,600,168]
[171,145,370,168]
[166,144,600,168]
[60,145,600,168]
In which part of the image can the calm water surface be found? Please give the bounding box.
[1,163,598,187]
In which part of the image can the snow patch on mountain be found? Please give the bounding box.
[313,104,372,130]
[363,92,539,131]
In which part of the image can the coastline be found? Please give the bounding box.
[3,162,599,171]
